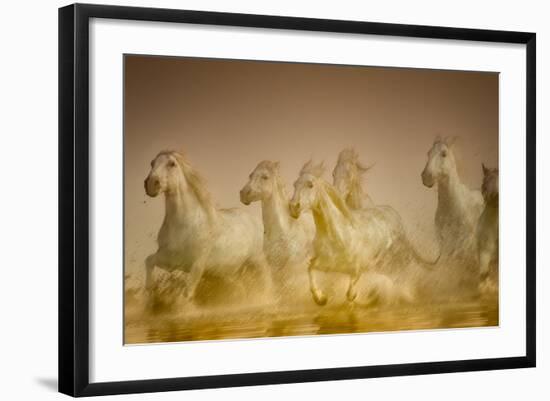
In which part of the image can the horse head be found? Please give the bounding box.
[144,151,187,197]
[289,160,326,219]
[240,160,282,205]
[421,136,458,188]
[332,148,373,208]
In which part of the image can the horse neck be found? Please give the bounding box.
[262,179,291,236]
[436,165,468,214]
[312,185,351,243]
[347,178,373,209]
[163,185,215,228]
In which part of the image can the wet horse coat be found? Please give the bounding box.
[240,160,314,299]
[290,161,407,305]
[477,164,499,292]
[421,138,484,296]
[144,151,271,302]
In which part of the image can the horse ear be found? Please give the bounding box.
[434,134,442,144]
[273,161,280,171]
[315,161,326,177]
[300,159,313,175]
[482,163,489,176]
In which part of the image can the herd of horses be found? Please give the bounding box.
[142,136,499,309]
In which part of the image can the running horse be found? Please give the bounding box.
[289,161,411,305]
[143,150,272,302]
[421,137,484,294]
[333,148,439,274]
[476,163,499,293]
[239,161,314,297]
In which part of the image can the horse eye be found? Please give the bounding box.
[261,175,269,180]
[441,150,447,157]
[168,161,176,168]
[307,181,314,188]
[150,161,154,167]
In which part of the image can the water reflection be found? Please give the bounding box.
[125,298,498,344]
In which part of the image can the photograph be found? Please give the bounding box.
[123,54,499,345]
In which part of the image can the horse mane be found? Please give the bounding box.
[297,159,354,222]
[300,160,325,178]
[161,150,217,219]
[320,180,355,223]
[273,170,288,201]
[336,148,374,209]
[337,148,358,164]
[346,179,366,210]
[337,148,373,170]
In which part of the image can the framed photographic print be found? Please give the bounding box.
[58,3,536,397]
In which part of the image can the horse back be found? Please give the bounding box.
[216,207,263,253]
[358,205,404,241]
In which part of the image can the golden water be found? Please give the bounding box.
[125,298,498,344]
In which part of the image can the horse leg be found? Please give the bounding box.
[252,254,274,298]
[308,262,327,306]
[145,253,157,292]
[185,260,206,301]
[230,275,248,301]
[346,272,361,303]
[479,240,496,293]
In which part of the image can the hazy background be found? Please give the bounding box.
[124,55,498,277]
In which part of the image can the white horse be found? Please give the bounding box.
[240,161,314,291]
[421,137,484,284]
[332,149,439,304]
[333,148,438,266]
[289,161,411,306]
[144,150,271,302]
[332,148,375,209]
[476,164,499,293]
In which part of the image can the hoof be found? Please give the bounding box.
[312,291,327,306]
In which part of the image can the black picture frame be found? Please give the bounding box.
[58,3,536,397]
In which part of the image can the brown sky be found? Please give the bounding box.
[124,55,498,275]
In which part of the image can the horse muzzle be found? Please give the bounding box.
[144,176,161,197]
[239,188,252,205]
[421,171,435,188]
[289,202,301,219]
